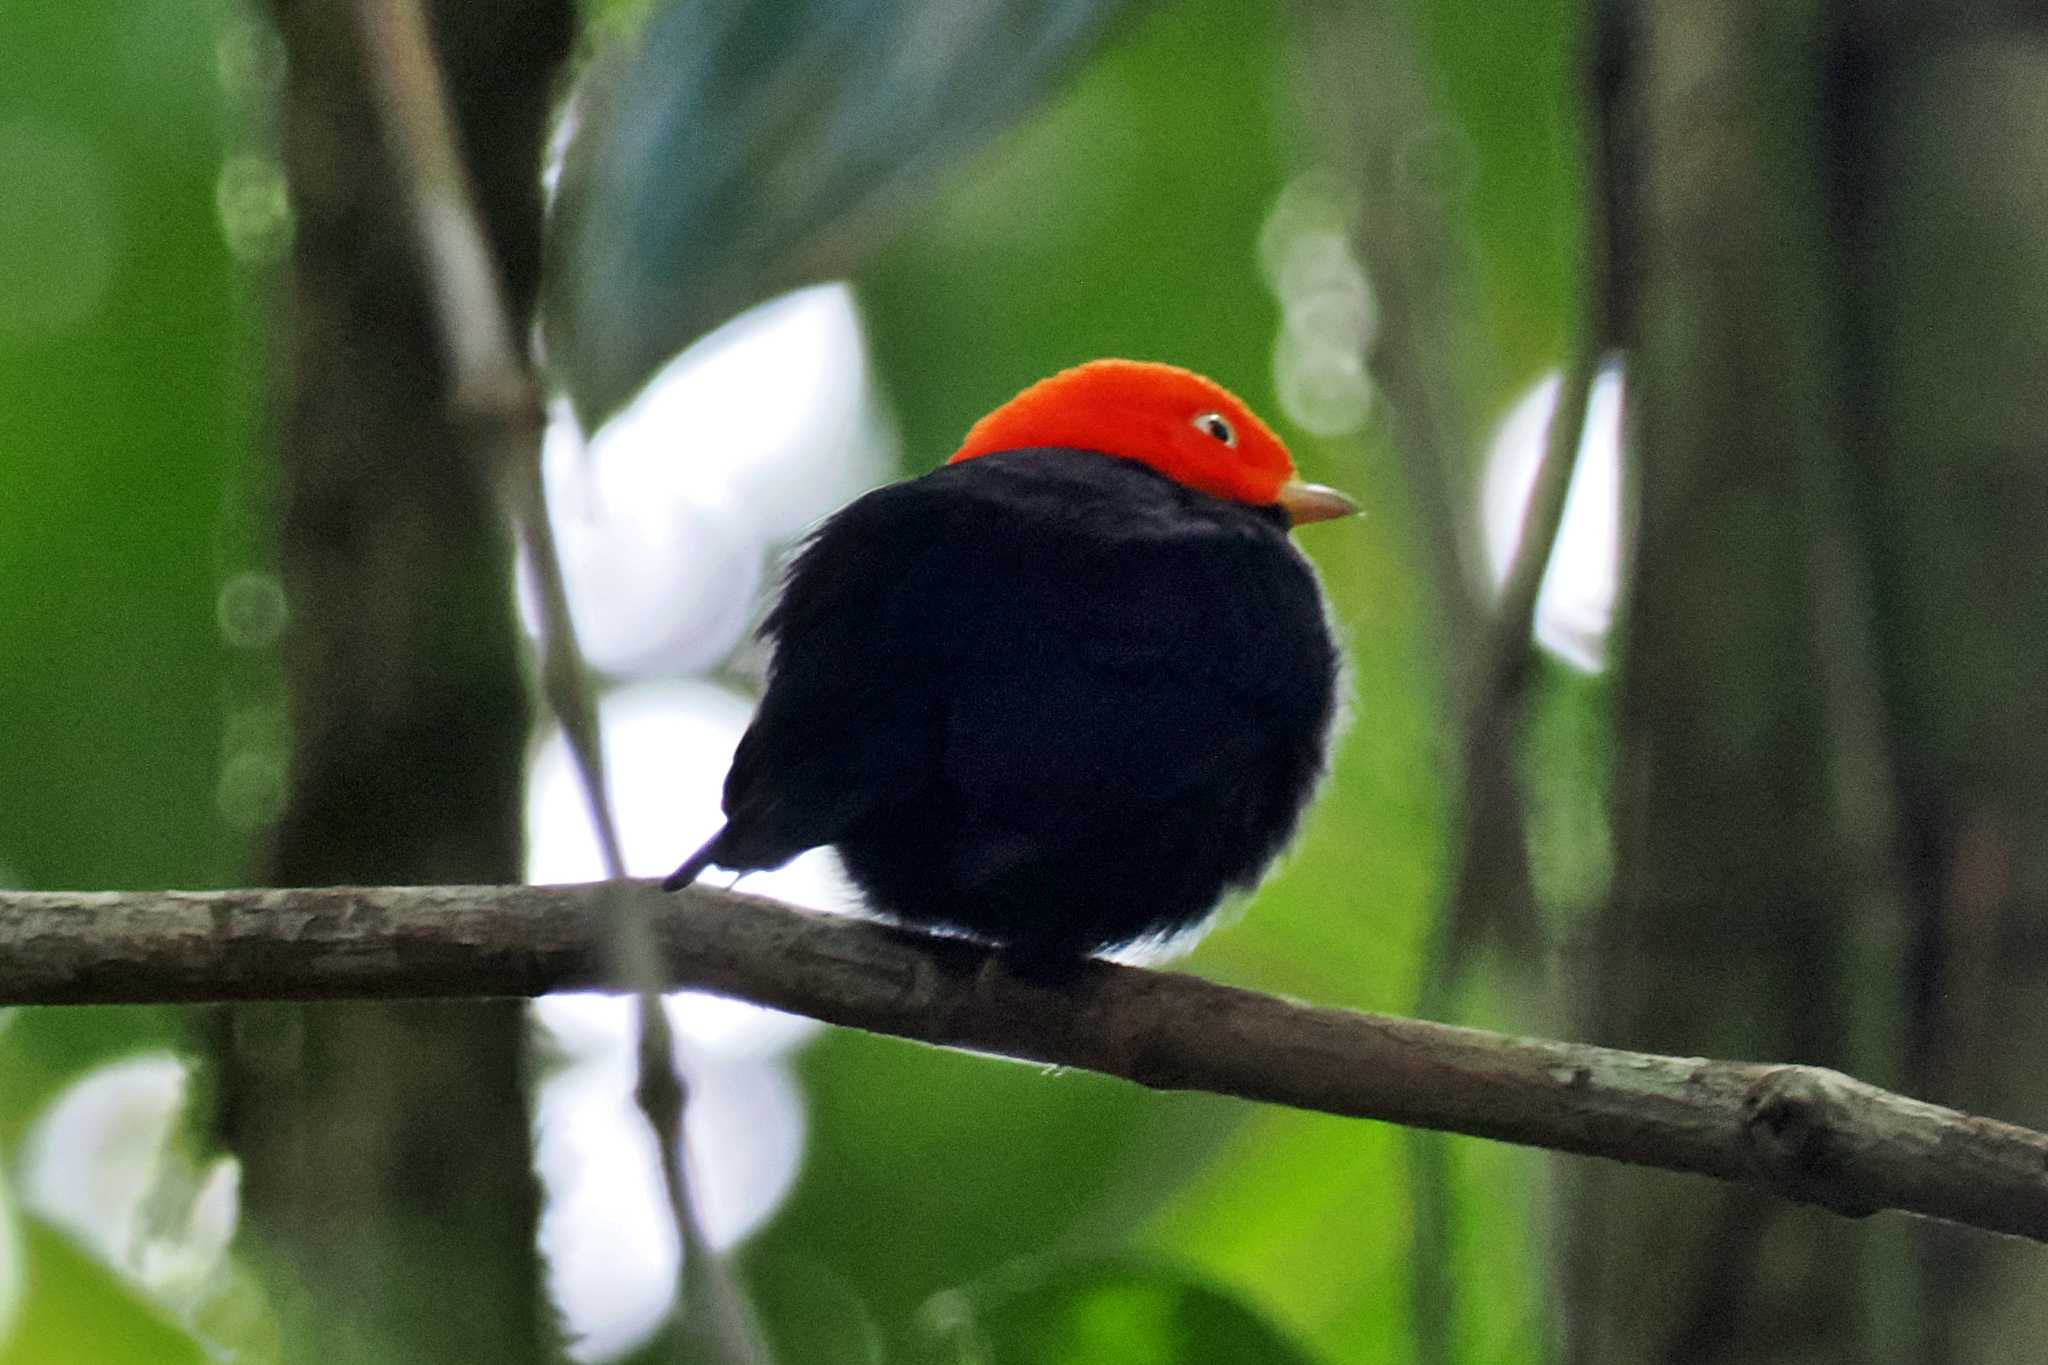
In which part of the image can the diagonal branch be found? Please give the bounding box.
[7,882,2048,1245]
[352,2,761,1358]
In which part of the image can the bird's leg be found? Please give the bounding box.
[993,941,1099,989]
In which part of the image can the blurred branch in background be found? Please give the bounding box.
[222,0,569,1360]
[1564,4,1900,1360]
[1283,3,1571,1358]
[14,883,2048,1248]
[1287,0,1544,982]
[1844,16,2048,1360]
[352,0,769,1359]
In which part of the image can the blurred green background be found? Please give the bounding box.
[10,0,2044,1362]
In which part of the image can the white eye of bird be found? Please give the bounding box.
[1193,411,1237,447]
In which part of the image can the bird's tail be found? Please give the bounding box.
[661,826,727,892]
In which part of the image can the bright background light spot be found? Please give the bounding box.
[524,679,844,1355]
[1481,360,1625,672]
[526,283,893,677]
[528,679,856,1358]
[22,1055,189,1267]
[534,995,806,1363]
[524,279,891,1354]
[524,676,852,912]
[1260,172,1376,438]
[19,1054,239,1319]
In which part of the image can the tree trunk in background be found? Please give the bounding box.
[1563,4,1881,1360]
[217,2,570,1362]
[1566,5,2048,1361]
[1858,14,2048,1362]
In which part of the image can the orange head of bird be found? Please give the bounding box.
[947,359,1357,526]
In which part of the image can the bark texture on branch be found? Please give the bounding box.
[11,882,2048,1245]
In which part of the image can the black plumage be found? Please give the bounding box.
[666,447,1342,961]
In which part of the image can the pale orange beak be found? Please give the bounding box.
[1276,479,1359,527]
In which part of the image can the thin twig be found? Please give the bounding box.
[354,0,534,422]
[4,881,2048,1244]
[352,2,764,1359]
[1430,345,1600,990]
[1484,354,1597,706]
[1296,3,1550,1353]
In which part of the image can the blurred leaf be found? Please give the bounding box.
[752,1029,1227,1327]
[908,1256,1321,1365]
[0,1214,206,1365]
[740,1251,887,1365]
[544,0,1142,429]
[1138,1109,1408,1365]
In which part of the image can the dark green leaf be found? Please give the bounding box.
[544,0,1140,428]
[742,1251,887,1365]
[908,1256,1322,1365]
[752,1029,1225,1328]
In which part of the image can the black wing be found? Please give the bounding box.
[709,471,973,869]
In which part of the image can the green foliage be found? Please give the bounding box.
[1405,0,1580,384]
[543,0,1140,428]
[0,0,254,895]
[0,1216,208,1365]
[0,0,250,1357]
[907,1256,1321,1364]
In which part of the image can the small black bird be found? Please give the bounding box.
[665,360,1353,962]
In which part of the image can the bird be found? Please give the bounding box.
[664,358,1354,966]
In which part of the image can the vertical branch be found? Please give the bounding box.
[1563,4,1877,1360]
[1432,0,1621,1007]
[230,1,572,1360]
[1850,9,2048,1357]
[1557,0,1639,1346]
[351,0,768,1359]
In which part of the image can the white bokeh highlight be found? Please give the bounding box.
[526,680,852,1359]
[18,1053,239,1321]
[526,280,891,1359]
[1482,361,1626,672]
[533,994,807,1362]
[527,283,891,677]
[1260,172,1377,439]
[524,676,853,911]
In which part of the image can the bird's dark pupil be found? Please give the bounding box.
[1205,417,1231,443]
